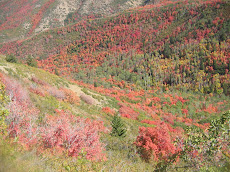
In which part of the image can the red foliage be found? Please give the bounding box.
[0,0,36,32]
[162,113,176,125]
[102,107,115,115]
[203,104,218,114]
[1,75,40,148]
[41,111,106,161]
[47,86,65,100]
[2,75,106,161]
[29,85,46,97]
[181,108,189,115]
[119,103,139,119]
[2,75,30,104]
[135,121,178,162]
[31,76,48,86]
[61,88,80,104]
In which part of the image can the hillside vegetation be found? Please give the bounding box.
[0,0,230,171]
[0,0,146,43]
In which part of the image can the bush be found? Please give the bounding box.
[26,55,37,67]
[42,111,106,161]
[61,88,80,104]
[135,121,177,162]
[5,54,17,63]
[180,111,230,170]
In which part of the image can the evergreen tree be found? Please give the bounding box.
[55,68,59,76]
[228,62,230,72]
[163,43,171,58]
[219,29,226,41]
[200,58,205,70]
[111,114,127,137]
[6,54,17,63]
[170,36,176,44]
[213,59,217,70]
[223,83,229,95]
[26,55,37,67]
[175,63,178,71]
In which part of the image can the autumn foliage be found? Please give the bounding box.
[135,121,179,162]
[41,110,106,160]
[1,74,106,161]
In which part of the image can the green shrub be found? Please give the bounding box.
[5,54,17,63]
[26,55,37,67]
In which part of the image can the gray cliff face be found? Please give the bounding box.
[36,0,144,33]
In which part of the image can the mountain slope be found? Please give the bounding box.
[1,0,229,94]
[1,52,230,171]
[0,0,146,43]
[0,0,230,171]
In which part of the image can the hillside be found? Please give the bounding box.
[0,0,147,43]
[0,54,230,171]
[1,0,229,94]
[0,0,230,171]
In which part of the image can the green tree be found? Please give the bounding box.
[55,68,59,76]
[228,62,230,72]
[213,59,218,70]
[200,58,205,70]
[219,29,226,41]
[26,55,37,67]
[163,43,172,58]
[170,36,176,44]
[5,54,17,63]
[223,83,229,95]
[110,114,127,137]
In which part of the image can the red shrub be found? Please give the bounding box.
[102,107,115,115]
[31,76,48,86]
[41,111,106,161]
[2,75,30,104]
[119,103,139,119]
[47,87,65,100]
[7,99,40,149]
[61,88,80,104]
[29,85,46,97]
[135,121,177,162]
[181,108,189,115]
[162,113,175,125]
[3,75,106,161]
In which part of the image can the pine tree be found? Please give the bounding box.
[223,83,228,95]
[163,43,171,58]
[213,59,217,70]
[6,54,17,63]
[228,62,230,72]
[26,55,37,67]
[200,58,204,70]
[111,114,127,137]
